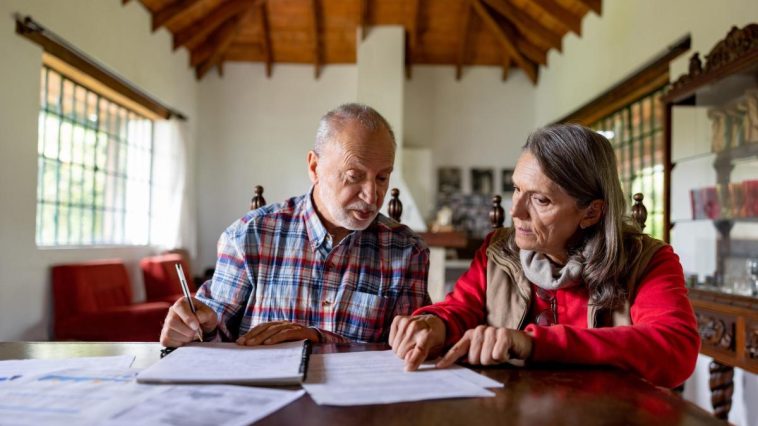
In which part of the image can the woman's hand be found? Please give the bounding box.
[389,314,446,371]
[436,325,533,368]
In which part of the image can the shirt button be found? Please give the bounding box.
[322,300,332,307]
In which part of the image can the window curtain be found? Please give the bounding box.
[151,118,197,259]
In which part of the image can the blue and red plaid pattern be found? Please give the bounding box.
[196,190,431,343]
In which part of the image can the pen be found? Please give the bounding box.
[175,263,203,342]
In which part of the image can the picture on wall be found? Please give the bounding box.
[471,168,494,195]
[501,169,514,193]
[438,167,462,195]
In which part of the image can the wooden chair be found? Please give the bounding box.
[631,193,648,230]
[250,185,267,210]
[388,188,402,222]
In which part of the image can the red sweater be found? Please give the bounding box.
[415,233,700,388]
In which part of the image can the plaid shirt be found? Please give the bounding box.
[196,190,430,343]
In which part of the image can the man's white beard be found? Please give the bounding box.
[318,185,378,231]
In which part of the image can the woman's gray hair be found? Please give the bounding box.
[314,103,396,155]
[510,123,641,309]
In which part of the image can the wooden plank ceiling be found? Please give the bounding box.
[127,0,600,83]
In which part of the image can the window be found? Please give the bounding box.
[592,89,665,240]
[36,66,154,246]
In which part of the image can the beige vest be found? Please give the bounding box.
[484,227,665,330]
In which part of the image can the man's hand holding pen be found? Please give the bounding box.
[160,297,218,347]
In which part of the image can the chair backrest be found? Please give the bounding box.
[140,253,193,302]
[489,195,505,229]
[388,188,402,222]
[250,185,267,210]
[631,193,648,230]
[52,260,133,320]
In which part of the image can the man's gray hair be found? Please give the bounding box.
[314,103,396,155]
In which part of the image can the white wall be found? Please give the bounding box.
[404,66,535,219]
[535,0,758,126]
[195,63,357,269]
[534,2,758,425]
[0,0,197,340]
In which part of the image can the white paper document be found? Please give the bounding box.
[302,350,502,406]
[137,340,308,385]
[0,367,304,426]
[106,384,305,426]
[0,368,161,426]
[0,355,134,383]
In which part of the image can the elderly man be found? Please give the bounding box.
[160,103,430,347]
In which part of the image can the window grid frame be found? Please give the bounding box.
[592,88,665,239]
[36,66,154,247]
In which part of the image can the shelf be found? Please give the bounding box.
[673,217,758,225]
[662,42,758,105]
[418,231,467,248]
[714,143,758,167]
[673,151,714,164]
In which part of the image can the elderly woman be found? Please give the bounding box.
[390,124,700,388]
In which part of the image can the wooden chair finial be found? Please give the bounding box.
[250,185,266,210]
[388,188,403,222]
[490,195,504,229]
[631,193,647,230]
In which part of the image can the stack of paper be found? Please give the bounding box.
[0,343,505,423]
[137,341,308,385]
[302,350,503,406]
[0,367,304,426]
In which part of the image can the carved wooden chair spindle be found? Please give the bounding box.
[388,188,403,222]
[250,185,267,211]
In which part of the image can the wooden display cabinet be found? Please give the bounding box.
[661,23,758,420]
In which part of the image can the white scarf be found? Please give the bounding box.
[520,249,585,291]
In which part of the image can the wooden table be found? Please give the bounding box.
[0,341,719,426]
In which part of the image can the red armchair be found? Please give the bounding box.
[52,260,170,342]
[140,253,194,304]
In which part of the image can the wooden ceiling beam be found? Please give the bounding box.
[490,10,546,66]
[517,38,547,66]
[501,56,510,81]
[531,0,582,36]
[189,16,233,67]
[258,1,272,77]
[152,0,202,32]
[405,0,421,78]
[173,0,256,50]
[196,16,243,79]
[576,0,602,15]
[360,0,370,40]
[310,0,321,79]
[482,0,563,52]
[472,0,537,84]
[455,0,473,80]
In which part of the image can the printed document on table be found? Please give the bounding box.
[0,355,134,383]
[0,368,161,426]
[137,340,308,385]
[0,367,304,426]
[302,350,502,406]
[105,384,305,426]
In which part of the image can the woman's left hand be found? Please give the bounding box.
[436,325,533,368]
